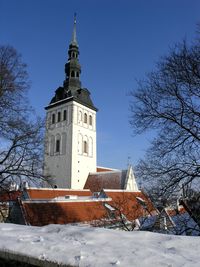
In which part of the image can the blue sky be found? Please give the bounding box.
[1,0,200,169]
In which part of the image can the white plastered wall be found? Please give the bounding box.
[71,102,97,189]
[44,100,96,189]
[124,165,139,191]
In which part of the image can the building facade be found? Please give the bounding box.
[44,16,97,189]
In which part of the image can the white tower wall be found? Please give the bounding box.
[44,100,96,189]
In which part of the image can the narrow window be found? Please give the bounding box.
[56,139,60,153]
[89,115,92,126]
[61,133,67,155]
[57,112,61,122]
[78,133,83,154]
[84,141,88,154]
[79,111,82,122]
[76,72,79,78]
[84,113,87,123]
[52,114,55,124]
[63,110,67,121]
[89,137,93,157]
[50,135,55,156]
[71,71,75,77]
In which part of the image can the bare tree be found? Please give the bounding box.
[93,192,155,231]
[130,33,200,197]
[0,45,50,191]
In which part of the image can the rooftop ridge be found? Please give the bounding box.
[22,197,112,204]
[103,189,141,193]
[26,187,91,191]
[90,170,122,175]
[97,166,120,171]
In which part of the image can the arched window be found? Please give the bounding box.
[84,113,87,123]
[89,115,92,126]
[89,137,93,157]
[57,112,61,122]
[71,71,75,77]
[55,134,61,154]
[61,133,67,154]
[52,114,55,124]
[83,141,88,154]
[56,139,60,153]
[78,133,83,154]
[50,135,55,156]
[76,72,79,78]
[63,110,67,121]
[79,111,82,122]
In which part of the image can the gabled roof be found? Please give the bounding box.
[17,188,157,227]
[24,188,92,200]
[21,198,110,226]
[84,171,128,192]
[96,167,119,172]
[102,190,157,221]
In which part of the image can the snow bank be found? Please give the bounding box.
[0,223,199,266]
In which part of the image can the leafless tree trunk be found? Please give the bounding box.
[130,32,200,197]
[0,45,51,190]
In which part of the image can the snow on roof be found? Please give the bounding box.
[104,203,116,211]
[26,187,91,191]
[96,166,120,172]
[103,189,141,192]
[0,223,200,267]
[22,197,112,203]
[19,190,157,226]
[136,196,147,206]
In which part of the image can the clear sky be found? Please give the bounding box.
[1,0,200,170]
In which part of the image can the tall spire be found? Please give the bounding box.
[71,13,78,46]
[64,13,81,90]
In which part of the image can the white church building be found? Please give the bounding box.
[44,16,138,192]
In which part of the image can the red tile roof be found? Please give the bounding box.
[25,188,92,199]
[103,190,157,221]
[22,200,108,226]
[20,190,156,226]
[96,167,116,172]
[165,207,186,217]
[0,191,22,202]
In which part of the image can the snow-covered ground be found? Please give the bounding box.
[0,223,199,267]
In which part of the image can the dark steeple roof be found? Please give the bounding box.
[46,15,97,111]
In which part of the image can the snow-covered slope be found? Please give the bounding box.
[0,223,199,267]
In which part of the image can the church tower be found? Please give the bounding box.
[44,15,97,189]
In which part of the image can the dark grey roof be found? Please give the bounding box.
[45,86,97,111]
[84,170,128,192]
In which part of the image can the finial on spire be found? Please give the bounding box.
[71,12,77,45]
